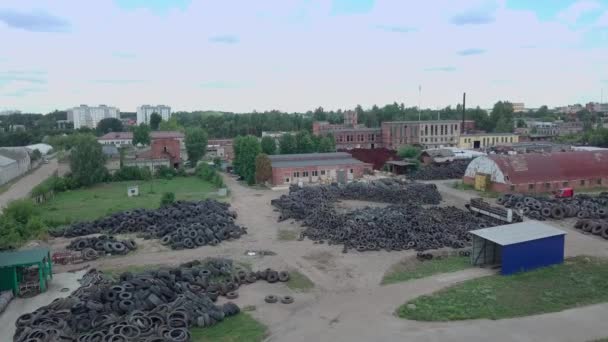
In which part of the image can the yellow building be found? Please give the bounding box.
[459,133,519,149]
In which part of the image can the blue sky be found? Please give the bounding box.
[0,0,607,113]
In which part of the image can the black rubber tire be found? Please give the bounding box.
[541,207,552,217]
[582,221,594,232]
[225,291,238,299]
[591,222,604,235]
[280,296,294,304]
[551,206,565,220]
[264,295,278,303]
[278,271,290,282]
[266,271,279,283]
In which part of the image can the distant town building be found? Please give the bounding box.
[136,105,171,124]
[382,120,461,150]
[586,102,608,113]
[511,103,525,112]
[69,105,120,129]
[207,139,234,161]
[124,138,181,170]
[555,104,583,114]
[97,131,184,147]
[458,133,519,149]
[313,111,382,150]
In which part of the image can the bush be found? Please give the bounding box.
[397,145,421,159]
[4,199,36,225]
[160,192,175,206]
[0,199,45,250]
[156,165,177,180]
[113,166,152,181]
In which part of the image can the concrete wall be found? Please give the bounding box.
[271,163,369,186]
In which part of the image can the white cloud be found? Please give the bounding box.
[557,0,602,24]
[596,11,608,27]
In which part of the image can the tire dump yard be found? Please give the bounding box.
[3,175,608,342]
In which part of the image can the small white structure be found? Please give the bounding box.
[127,186,139,197]
[26,143,54,155]
[0,155,19,185]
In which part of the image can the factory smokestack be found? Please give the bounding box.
[461,92,466,134]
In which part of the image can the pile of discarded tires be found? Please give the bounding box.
[67,235,137,255]
[50,200,247,250]
[497,193,608,221]
[0,290,13,314]
[273,185,504,252]
[408,160,471,181]
[574,219,608,239]
[13,259,290,342]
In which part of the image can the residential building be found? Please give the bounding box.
[268,152,372,187]
[136,105,171,124]
[207,139,234,161]
[97,131,185,147]
[464,151,608,193]
[69,105,120,129]
[458,133,519,149]
[382,120,461,150]
[512,103,525,112]
[586,102,608,113]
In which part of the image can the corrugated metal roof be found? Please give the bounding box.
[0,247,50,268]
[0,155,16,167]
[272,158,366,168]
[469,221,565,246]
[487,151,608,184]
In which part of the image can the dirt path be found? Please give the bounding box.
[0,159,58,211]
[42,176,608,342]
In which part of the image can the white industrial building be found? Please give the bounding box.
[0,147,31,185]
[69,105,120,129]
[136,105,171,124]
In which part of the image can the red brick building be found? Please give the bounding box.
[269,152,372,187]
[207,139,234,161]
[463,151,608,193]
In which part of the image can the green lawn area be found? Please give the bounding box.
[397,256,608,321]
[191,313,267,342]
[382,256,470,285]
[38,177,217,225]
[286,270,315,292]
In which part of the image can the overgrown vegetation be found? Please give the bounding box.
[70,134,108,187]
[190,312,267,342]
[397,256,608,321]
[185,127,208,164]
[277,229,298,241]
[0,199,46,250]
[255,153,272,184]
[286,269,315,292]
[233,135,262,185]
[196,163,225,188]
[381,256,470,285]
[160,192,175,206]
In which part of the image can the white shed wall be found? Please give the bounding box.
[0,162,20,185]
[464,156,507,184]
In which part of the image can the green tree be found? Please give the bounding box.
[96,117,124,136]
[255,153,272,184]
[295,130,315,153]
[150,113,162,130]
[132,123,151,145]
[397,145,421,159]
[70,135,107,187]
[516,119,527,128]
[318,136,335,152]
[279,133,297,154]
[233,135,261,185]
[185,127,208,164]
[159,116,183,131]
[30,149,42,161]
[490,101,514,133]
[160,192,175,206]
[261,136,277,155]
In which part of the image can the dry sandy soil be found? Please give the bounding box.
[6,175,608,341]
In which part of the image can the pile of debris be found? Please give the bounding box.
[67,235,137,255]
[574,219,608,239]
[50,200,247,250]
[497,193,608,221]
[14,259,289,342]
[272,183,503,252]
[408,160,470,181]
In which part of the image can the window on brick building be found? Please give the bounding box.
[528,184,535,190]
[563,181,569,186]
[303,171,309,177]
[597,179,602,185]
[580,180,585,186]
[293,171,300,178]
[312,170,318,177]
[320,170,326,175]
[349,169,353,174]
[544,183,551,189]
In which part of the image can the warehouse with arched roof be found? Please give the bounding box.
[463,151,608,193]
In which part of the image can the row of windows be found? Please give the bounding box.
[291,169,354,178]
[519,179,603,191]
[422,124,458,136]
[337,134,378,143]
[422,137,454,143]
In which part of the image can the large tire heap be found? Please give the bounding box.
[50,200,247,250]
[407,160,471,181]
[333,179,442,205]
[67,235,137,256]
[272,183,504,252]
[13,259,289,342]
[574,219,608,240]
[497,193,608,221]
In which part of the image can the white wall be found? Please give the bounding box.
[464,157,506,183]
[0,162,19,185]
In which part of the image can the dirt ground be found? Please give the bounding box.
[0,159,58,212]
[6,175,608,341]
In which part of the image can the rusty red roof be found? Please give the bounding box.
[488,151,608,184]
[98,131,184,140]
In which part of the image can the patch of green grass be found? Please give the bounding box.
[452,181,475,191]
[191,313,267,342]
[286,270,314,292]
[397,256,608,321]
[589,339,608,342]
[101,264,163,279]
[37,177,217,225]
[381,256,471,285]
[278,229,298,241]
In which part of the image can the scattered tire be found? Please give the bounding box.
[264,295,278,304]
[280,296,294,304]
